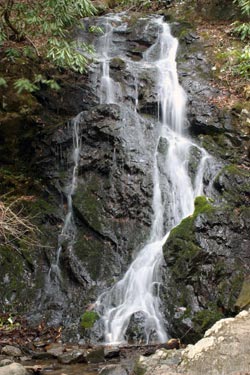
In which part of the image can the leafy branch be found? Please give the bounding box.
[0,0,97,72]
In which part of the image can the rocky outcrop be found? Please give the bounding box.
[134,309,250,375]
[161,166,250,342]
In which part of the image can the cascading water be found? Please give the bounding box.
[97,15,122,104]
[92,15,212,345]
[47,115,81,291]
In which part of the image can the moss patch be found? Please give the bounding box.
[213,164,250,206]
[81,311,99,329]
[235,277,250,310]
[192,307,224,337]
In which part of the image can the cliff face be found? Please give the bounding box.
[0,8,249,342]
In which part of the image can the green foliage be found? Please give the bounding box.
[5,47,21,62]
[234,0,250,16]
[193,306,224,334]
[106,0,152,9]
[47,39,94,73]
[81,311,99,329]
[34,75,60,91]
[14,78,39,94]
[13,75,60,94]
[0,27,7,44]
[220,46,250,78]
[233,45,250,77]
[232,0,250,40]
[232,21,250,40]
[0,315,20,331]
[0,78,8,88]
[0,0,96,72]
[22,46,36,59]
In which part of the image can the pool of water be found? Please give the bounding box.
[25,360,100,375]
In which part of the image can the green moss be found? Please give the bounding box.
[110,57,126,70]
[133,359,147,375]
[192,307,224,335]
[235,277,250,310]
[214,164,250,206]
[74,232,104,280]
[81,311,99,329]
[170,196,214,240]
[165,196,214,280]
[73,175,104,233]
[0,244,33,312]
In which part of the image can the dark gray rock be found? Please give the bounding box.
[104,346,120,359]
[85,347,105,363]
[58,348,87,364]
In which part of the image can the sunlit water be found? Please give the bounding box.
[93,15,212,345]
[46,114,81,292]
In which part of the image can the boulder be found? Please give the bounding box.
[0,363,27,375]
[85,347,105,364]
[1,346,22,358]
[104,346,120,359]
[133,310,250,374]
[0,359,13,367]
[99,364,128,375]
[45,343,65,357]
[180,310,250,374]
[58,348,87,364]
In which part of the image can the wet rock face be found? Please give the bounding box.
[162,167,250,342]
[73,104,154,283]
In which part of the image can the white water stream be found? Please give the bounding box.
[94,16,211,344]
[47,115,81,287]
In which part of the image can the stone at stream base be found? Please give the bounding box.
[133,309,250,375]
[0,359,13,367]
[58,349,87,364]
[104,346,120,359]
[1,346,22,358]
[134,348,183,375]
[86,347,105,363]
[46,343,65,357]
[0,363,27,375]
[98,364,128,375]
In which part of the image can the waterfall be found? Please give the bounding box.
[91,15,211,344]
[97,14,122,104]
[47,114,81,291]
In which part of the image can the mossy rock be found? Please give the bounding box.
[73,175,105,234]
[74,231,105,281]
[235,277,250,310]
[0,244,37,313]
[168,196,214,243]
[81,311,99,329]
[110,57,126,70]
[213,164,250,206]
[192,307,224,337]
[133,358,147,375]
